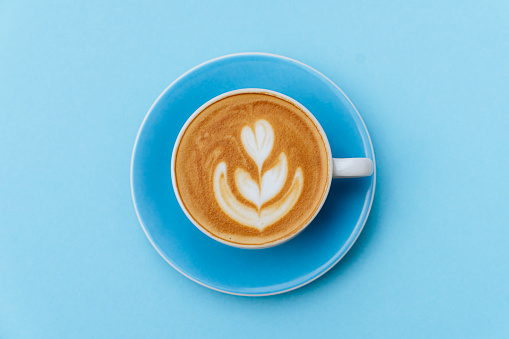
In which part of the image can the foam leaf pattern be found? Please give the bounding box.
[212,119,304,231]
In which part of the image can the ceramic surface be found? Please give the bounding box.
[131,53,376,295]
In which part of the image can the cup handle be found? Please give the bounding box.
[332,158,374,178]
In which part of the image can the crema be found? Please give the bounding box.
[174,92,330,246]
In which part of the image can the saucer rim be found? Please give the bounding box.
[130,52,376,296]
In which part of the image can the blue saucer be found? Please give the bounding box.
[131,53,376,296]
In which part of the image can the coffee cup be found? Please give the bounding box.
[171,89,373,249]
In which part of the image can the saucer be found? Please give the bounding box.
[131,53,376,296]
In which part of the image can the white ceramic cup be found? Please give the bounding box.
[171,89,374,249]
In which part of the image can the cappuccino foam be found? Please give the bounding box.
[174,92,330,246]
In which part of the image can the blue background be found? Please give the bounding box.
[1,0,508,338]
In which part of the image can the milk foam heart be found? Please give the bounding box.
[240,120,274,172]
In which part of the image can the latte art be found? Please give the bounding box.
[174,92,330,246]
[213,120,303,230]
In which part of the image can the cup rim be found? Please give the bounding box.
[171,88,333,249]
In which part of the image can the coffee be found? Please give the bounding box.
[174,92,330,246]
